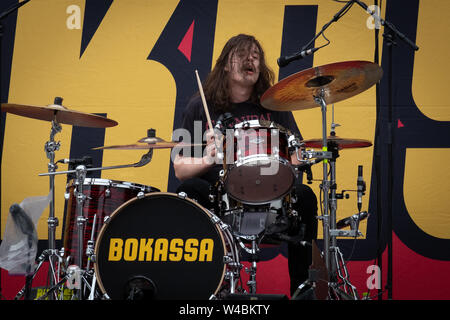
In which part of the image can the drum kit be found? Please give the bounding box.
[1,60,382,300]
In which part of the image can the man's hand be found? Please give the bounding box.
[204,129,217,164]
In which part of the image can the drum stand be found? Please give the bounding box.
[15,114,68,300]
[233,234,259,294]
[38,146,155,300]
[310,92,359,299]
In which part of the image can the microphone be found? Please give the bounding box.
[278,47,320,67]
[58,156,93,166]
[357,165,366,212]
[336,211,369,229]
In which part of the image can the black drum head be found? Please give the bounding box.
[95,193,226,300]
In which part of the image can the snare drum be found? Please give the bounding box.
[63,178,159,267]
[224,120,295,204]
[94,192,239,300]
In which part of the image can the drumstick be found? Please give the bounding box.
[194,70,224,164]
[195,70,214,132]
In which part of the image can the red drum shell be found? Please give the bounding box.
[63,178,158,267]
[224,125,295,204]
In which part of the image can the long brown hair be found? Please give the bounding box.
[202,34,275,112]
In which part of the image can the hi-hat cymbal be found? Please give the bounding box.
[303,136,372,150]
[261,60,383,111]
[1,103,118,128]
[93,142,204,150]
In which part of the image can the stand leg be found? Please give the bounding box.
[246,240,258,294]
[43,118,62,299]
[314,95,332,276]
[74,165,88,299]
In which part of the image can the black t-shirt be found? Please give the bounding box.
[176,95,303,184]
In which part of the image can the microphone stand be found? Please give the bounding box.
[302,0,354,52]
[372,0,383,301]
[278,0,355,66]
[285,1,359,299]
[352,0,419,300]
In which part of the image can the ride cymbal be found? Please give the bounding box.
[261,60,383,111]
[1,103,118,128]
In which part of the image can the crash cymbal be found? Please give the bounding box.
[93,142,204,150]
[302,136,372,150]
[1,103,118,128]
[261,61,383,111]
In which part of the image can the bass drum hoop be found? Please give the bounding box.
[93,192,228,299]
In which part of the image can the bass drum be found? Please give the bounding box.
[94,192,237,300]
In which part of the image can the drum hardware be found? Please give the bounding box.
[231,234,259,295]
[333,211,369,238]
[39,142,155,179]
[261,60,381,299]
[13,248,64,300]
[209,211,243,297]
[331,247,358,300]
[88,272,97,300]
[2,98,118,299]
[85,213,98,271]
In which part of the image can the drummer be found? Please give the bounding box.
[172,34,317,297]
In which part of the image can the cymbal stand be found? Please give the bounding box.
[71,164,88,300]
[17,113,66,300]
[313,92,334,277]
[38,148,154,300]
[313,94,360,299]
[42,114,63,299]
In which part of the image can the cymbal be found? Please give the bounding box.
[1,103,118,128]
[302,136,372,150]
[137,136,166,144]
[93,142,204,150]
[261,61,383,111]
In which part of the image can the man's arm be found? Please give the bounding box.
[173,129,217,181]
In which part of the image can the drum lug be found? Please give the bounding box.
[105,187,111,198]
[103,215,110,224]
[137,191,145,199]
[177,191,187,199]
[291,193,298,204]
[223,254,234,264]
[209,212,221,225]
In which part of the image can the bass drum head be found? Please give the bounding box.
[94,192,226,300]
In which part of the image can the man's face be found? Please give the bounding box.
[226,43,261,87]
